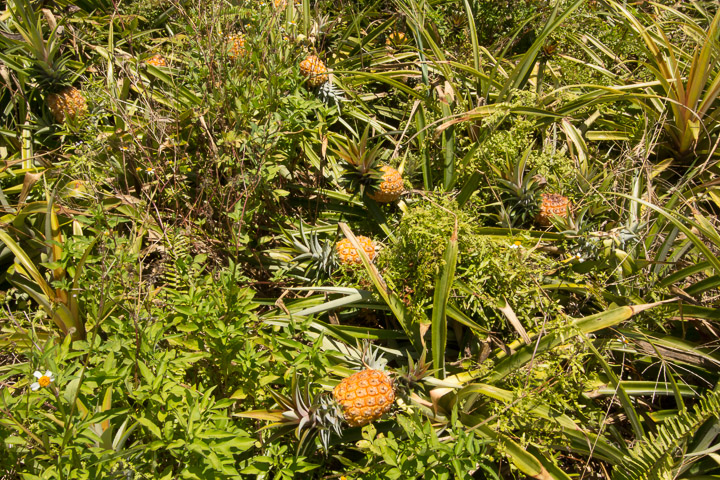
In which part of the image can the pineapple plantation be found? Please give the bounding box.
[2,0,720,478]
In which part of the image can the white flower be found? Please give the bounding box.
[31,370,54,391]
[509,240,522,249]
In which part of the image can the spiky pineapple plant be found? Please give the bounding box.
[241,343,396,453]
[265,223,338,281]
[1,0,87,123]
[261,375,343,453]
[299,54,328,88]
[493,150,544,227]
[336,235,376,266]
[317,79,346,110]
[330,128,405,203]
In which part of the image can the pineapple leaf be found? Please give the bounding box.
[3,0,79,91]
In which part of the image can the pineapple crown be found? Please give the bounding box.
[264,223,338,282]
[29,57,77,91]
[269,374,342,453]
[394,349,434,396]
[2,0,81,92]
[329,127,387,196]
[493,147,545,227]
[330,126,383,172]
[343,339,390,372]
[285,222,338,281]
[310,13,335,39]
[317,79,346,112]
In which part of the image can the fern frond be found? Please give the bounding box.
[162,232,191,293]
[613,390,720,480]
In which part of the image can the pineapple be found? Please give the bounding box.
[367,165,404,203]
[46,86,87,122]
[243,343,397,452]
[537,193,571,226]
[226,34,246,59]
[336,236,376,266]
[333,343,395,427]
[331,127,405,202]
[333,369,394,427]
[299,54,328,88]
[145,54,167,67]
[2,1,87,123]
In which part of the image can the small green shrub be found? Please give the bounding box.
[379,197,561,333]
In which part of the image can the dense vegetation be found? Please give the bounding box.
[1,0,720,478]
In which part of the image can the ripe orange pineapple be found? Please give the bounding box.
[5,3,87,124]
[255,343,398,451]
[336,236,376,265]
[537,193,571,226]
[333,369,394,427]
[226,34,246,59]
[46,87,87,123]
[367,165,404,203]
[300,55,328,88]
[146,54,167,67]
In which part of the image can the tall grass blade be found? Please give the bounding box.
[475,425,560,480]
[431,223,458,379]
[463,0,479,72]
[498,0,584,101]
[415,104,433,190]
[584,336,645,440]
[338,223,422,349]
[456,171,481,208]
[485,300,677,383]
